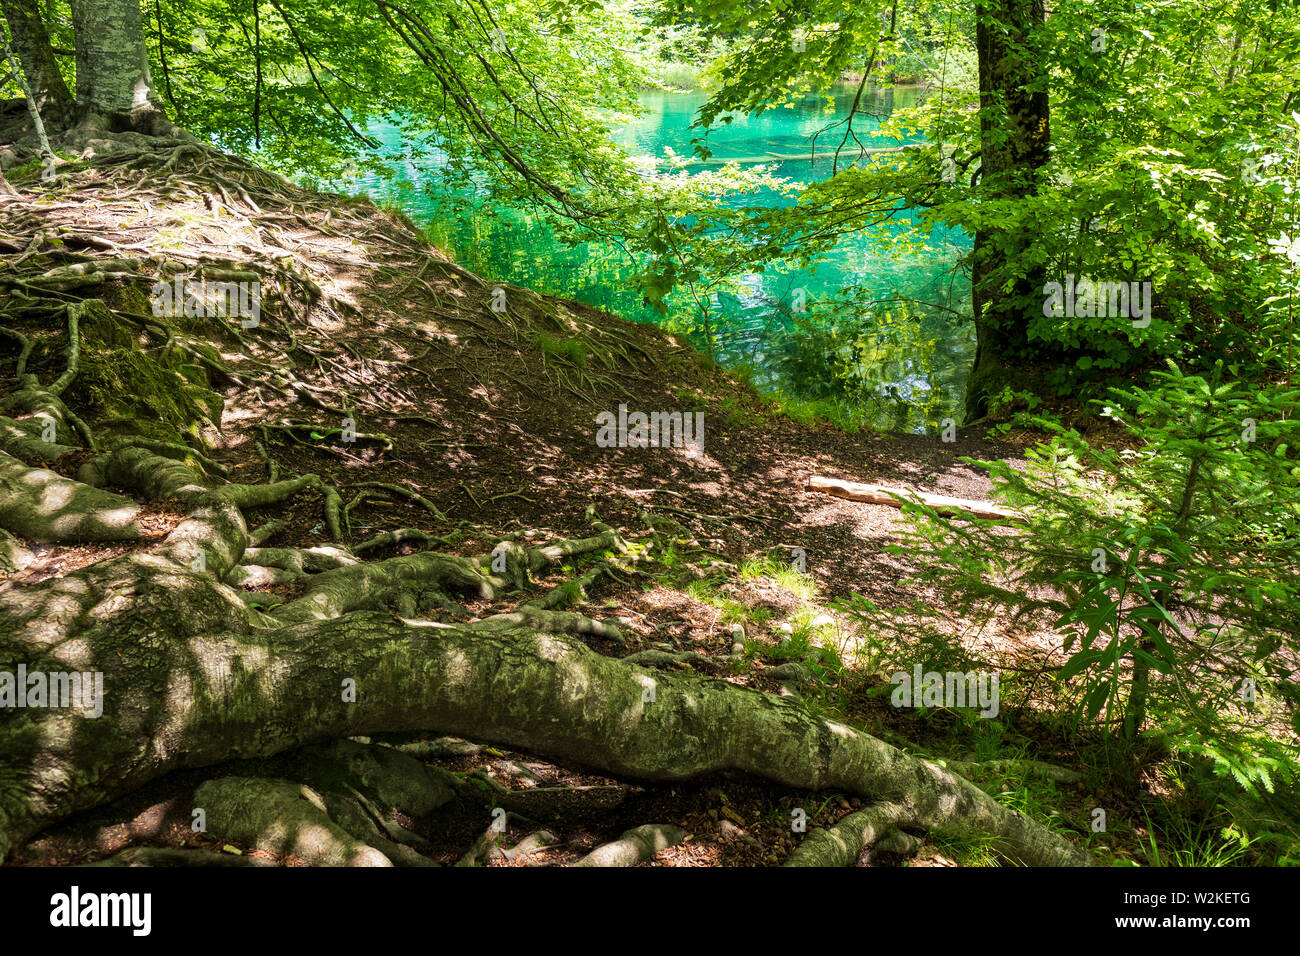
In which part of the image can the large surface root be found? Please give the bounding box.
[0,527,1090,865]
[0,450,141,541]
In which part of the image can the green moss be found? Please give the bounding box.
[4,157,47,183]
[69,346,223,445]
[533,331,589,366]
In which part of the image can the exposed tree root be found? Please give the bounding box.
[572,824,687,867]
[194,778,394,867]
[784,802,911,867]
[500,830,559,863]
[0,426,1089,868]
[0,450,141,541]
[87,846,276,867]
[0,526,34,572]
[0,526,1091,867]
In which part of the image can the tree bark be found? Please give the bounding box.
[68,0,173,132]
[1,0,74,124]
[572,824,687,866]
[966,0,1051,420]
[806,475,1020,522]
[0,538,1090,866]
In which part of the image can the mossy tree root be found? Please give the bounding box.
[0,494,1092,867]
[0,444,1090,867]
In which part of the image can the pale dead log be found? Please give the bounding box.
[806,475,1020,523]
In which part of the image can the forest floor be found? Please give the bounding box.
[0,139,1175,866]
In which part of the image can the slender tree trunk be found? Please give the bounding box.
[1,0,73,124]
[4,34,56,161]
[966,0,1050,420]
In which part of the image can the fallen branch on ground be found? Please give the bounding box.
[806,475,1020,523]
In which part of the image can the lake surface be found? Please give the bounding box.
[350,83,973,432]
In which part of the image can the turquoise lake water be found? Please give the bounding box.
[350,83,974,432]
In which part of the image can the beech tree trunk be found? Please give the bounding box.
[68,0,169,130]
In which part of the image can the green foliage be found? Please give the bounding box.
[889,361,1300,793]
[926,826,1000,867]
[674,0,1300,393]
[1140,811,1258,868]
[833,591,981,679]
[739,552,817,600]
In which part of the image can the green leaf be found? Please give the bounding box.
[1060,649,1103,682]
[1084,680,1111,720]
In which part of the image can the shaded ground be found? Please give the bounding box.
[0,141,1100,866]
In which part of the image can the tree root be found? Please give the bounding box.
[500,830,559,863]
[86,846,276,867]
[193,777,393,867]
[0,440,1093,866]
[572,824,687,867]
[0,526,34,573]
[0,414,77,461]
[0,450,141,541]
[784,802,911,866]
[0,578,1093,866]
[348,481,446,522]
[621,649,710,668]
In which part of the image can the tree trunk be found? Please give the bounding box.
[806,474,1020,522]
[68,0,172,132]
[1,0,74,124]
[966,0,1051,420]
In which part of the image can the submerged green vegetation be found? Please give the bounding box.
[352,84,974,433]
